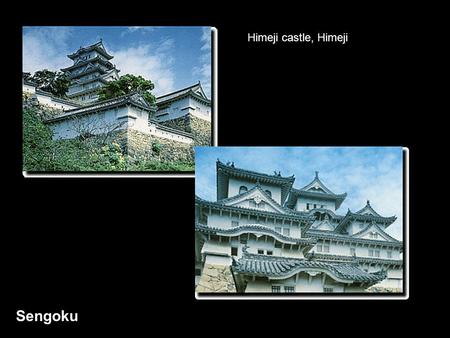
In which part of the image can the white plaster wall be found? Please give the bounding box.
[245,273,348,293]
[23,83,35,94]
[228,178,282,204]
[50,108,124,140]
[155,97,211,122]
[188,97,211,121]
[155,97,190,121]
[206,212,301,238]
[312,240,401,259]
[296,197,335,212]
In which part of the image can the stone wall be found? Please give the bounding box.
[159,114,212,146]
[114,129,194,163]
[195,264,237,293]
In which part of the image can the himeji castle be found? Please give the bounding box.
[195,160,403,294]
[22,40,212,155]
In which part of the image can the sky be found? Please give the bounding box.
[22,26,211,97]
[195,147,404,240]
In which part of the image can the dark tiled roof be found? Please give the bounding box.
[45,92,155,123]
[195,197,314,223]
[232,252,386,284]
[306,229,403,248]
[156,82,210,105]
[68,40,113,60]
[305,253,403,266]
[334,209,397,233]
[195,223,317,246]
[216,160,295,204]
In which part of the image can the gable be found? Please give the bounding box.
[352,224,395,241]
[305,183,327,193]
[312,220,335,231]
[221,188,288,214]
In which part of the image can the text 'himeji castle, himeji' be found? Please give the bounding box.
[23,40,212,160]
[195,161,404,294]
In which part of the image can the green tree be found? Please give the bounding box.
[97,74,156,104]
[30,69,70,98]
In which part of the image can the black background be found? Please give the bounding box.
[7,3,429,334]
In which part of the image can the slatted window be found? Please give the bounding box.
[368,249,374,257]
[257,249,264,254]
[387,251,392,258]
[231,247,238,256]
[231,220,239,227]
[284,286,295,293]
[324,287,334,293]
[283,228,290,236]
[267,250,273,256]
[350,248,356,255]
[272,286,281,293]
[323,245,330,253]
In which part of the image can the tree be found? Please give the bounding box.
[30,70,70,98]
[97,74,156,104]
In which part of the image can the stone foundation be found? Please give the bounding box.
[195,264,237,293]
[159,114,211,146]
[114,129,194,163]
[366,286,403,293]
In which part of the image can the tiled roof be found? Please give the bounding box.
[216,184,299,216]
[156,82,210,105]
[216,160,295,204]
[195,197,314,223]
[195,223,317,246]
[232,252,386,284]
[306,229,403,248]
[351,222,400,242]
[44,92,156,123]
[334,209,397,233]
[305,253,403,266]
[68,40,113,60]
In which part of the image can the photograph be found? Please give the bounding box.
[22,26,212,173]
[194,147,405,296]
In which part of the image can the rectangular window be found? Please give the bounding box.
[195,268,202,276]
[275,227,282,233]
[350,248,356,255]
[387,251,392,258]
[324,287,334,293]
[321,205,325,208]
[323,245,330,253]
[267,250,273,256]
[231,220,239,227]
[257,249,264,254]
[275,242,282,249]
[313,204,317,209]
[284,286,295,293]
[283,228,290,236]
[240,239,247,244]
[368,249,374,257]
[375,250,380,257]
[231,247,238,256]
[317,244,322,252]
[306,203,310,210]
[272,286,281,293]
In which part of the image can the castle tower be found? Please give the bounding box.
[61,40,120,103]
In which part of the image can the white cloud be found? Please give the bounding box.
[110,39,175,96]
[193,27,211,97]
[22,27,73,73]
[120,26,156,37]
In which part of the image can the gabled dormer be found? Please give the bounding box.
[217,184,294,215]
[216,160,296,206]
[334,200,397,235]
[351,222,400,242]
[355,200,382,217]
[285,172,347,212]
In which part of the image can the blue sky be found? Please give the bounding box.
[22,26,211,97]
[195,147,404,240]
